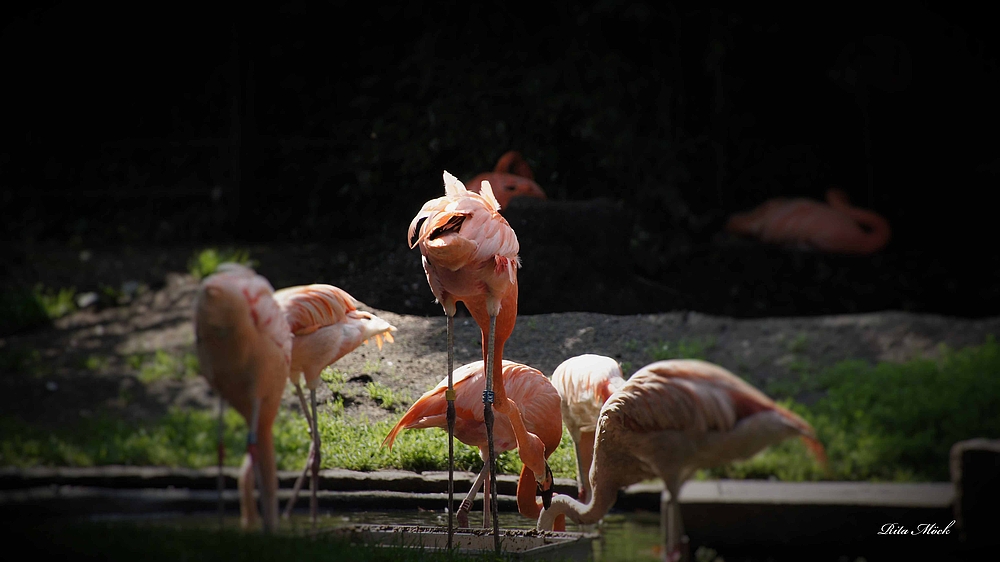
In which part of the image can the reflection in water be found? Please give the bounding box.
[92,509,668,561]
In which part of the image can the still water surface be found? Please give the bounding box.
[98,509,670,561]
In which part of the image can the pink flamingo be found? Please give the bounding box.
[467,151,547,210]
[272,284,396,524]
[382,360,565,531]
[193,263,292,533]
[408,171,552,550]
[550,354,625,504]
[726,188,891,255]
[538,359,827,562]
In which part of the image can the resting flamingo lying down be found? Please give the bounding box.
[382,360,566,531]
[537,359,827,562]
[726,188,891,255]
[467,150,548,210]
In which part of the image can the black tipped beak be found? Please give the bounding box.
[536,464,555,509]
[409,217,427,247]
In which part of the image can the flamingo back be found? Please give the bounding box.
[603,359,824,464]
[273,284,357,336]
[194,263,292,394]
[382,360,562,455]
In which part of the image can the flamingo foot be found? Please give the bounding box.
[457,498,473,528]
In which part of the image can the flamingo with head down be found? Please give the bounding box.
[550,354,625,505]
[382,360,565,531]
[538,359,827,562]
[193,263,292,533]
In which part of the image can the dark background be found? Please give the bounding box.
[2,2,998,319]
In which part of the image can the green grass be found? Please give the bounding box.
[706,336,1000,482]
[4,338,997,483]
[0,397,578,479]
[188,247,257,280]
[366,381,409,411]
[0,283,78,336]
[132,350,200,383]
[646,336,716,362]
[19,520,509,562]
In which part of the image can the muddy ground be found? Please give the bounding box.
[3,241,998,434]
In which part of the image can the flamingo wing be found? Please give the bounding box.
[380,361,484,450]
[273,284,357,336]
[607,359,826,464]
[607,359,783,433]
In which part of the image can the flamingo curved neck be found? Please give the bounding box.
[539,492,610,529]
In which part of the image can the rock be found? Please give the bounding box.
[950,438,1000,547]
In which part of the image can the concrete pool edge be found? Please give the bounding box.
[0,465,955,508]
[5,466,990,557]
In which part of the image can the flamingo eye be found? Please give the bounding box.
[505,184,517,191]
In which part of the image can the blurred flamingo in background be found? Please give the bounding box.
[382,360,565,531]
[409,171,551,550]
[538,359,827,562]
[550,354,626,505]
[467,151,547,210]
[193,263,292,533]
[273,284,397,524]
[726,187,891,255]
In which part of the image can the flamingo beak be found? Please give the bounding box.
[536,464,555,509]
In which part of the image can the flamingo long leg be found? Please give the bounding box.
[283,383,314,518]
[310,388,320,526]
[662,489,689,562]
[456,461,490,528]
[283,443,313,519]
[483,314,500,552]
[247,396,272,533]
[446,314,456,548]
[217,396,226,529]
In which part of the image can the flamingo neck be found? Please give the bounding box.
[517,464,566,531]
[501,398,547,476]
[538,482,617,529]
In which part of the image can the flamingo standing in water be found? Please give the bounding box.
[550,354,626,505]
[382,360,565,531]
[193,263,292,533]
[466,151,548,210]
[272,284,397,524]
[725,187,891,255]
[537,359,827,562]
[408,171,553,550]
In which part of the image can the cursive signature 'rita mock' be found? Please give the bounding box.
[878,521,955,535]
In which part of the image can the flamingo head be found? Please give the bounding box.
[535,462,555,509]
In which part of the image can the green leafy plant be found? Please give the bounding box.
[34,284,78,319]
[81,354,110,372]
[321,367,348,393]
[187,248,257,280]
[712,336,1000,482]
[366,381,408,411]
[134,350,199,383]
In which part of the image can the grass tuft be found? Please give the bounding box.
[187,248,257,280]
[647,336,716,362]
